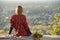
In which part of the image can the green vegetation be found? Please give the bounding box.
[46,14,60,35]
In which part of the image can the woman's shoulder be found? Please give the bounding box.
[12,14,17,16]
[11,14,17,18]
[21,14,26,18]
[11,14,26,18]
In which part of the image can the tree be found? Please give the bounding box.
[47,14,60,35]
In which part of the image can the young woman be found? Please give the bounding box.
[9,6,32,36]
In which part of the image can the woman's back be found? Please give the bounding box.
[10,14,29,36]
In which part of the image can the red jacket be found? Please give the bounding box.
[10,14,29,36]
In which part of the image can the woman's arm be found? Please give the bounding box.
[23,15,29,30]
[9,15,15,34]
[9,27,13,34]
[23,15,32,35]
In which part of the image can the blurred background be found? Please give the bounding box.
[0,0,60,35]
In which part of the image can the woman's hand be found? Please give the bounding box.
[5,34,12,38]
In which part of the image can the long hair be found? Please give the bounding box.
[16,6,23,15]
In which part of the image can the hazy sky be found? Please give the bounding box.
[0,0,60,2]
